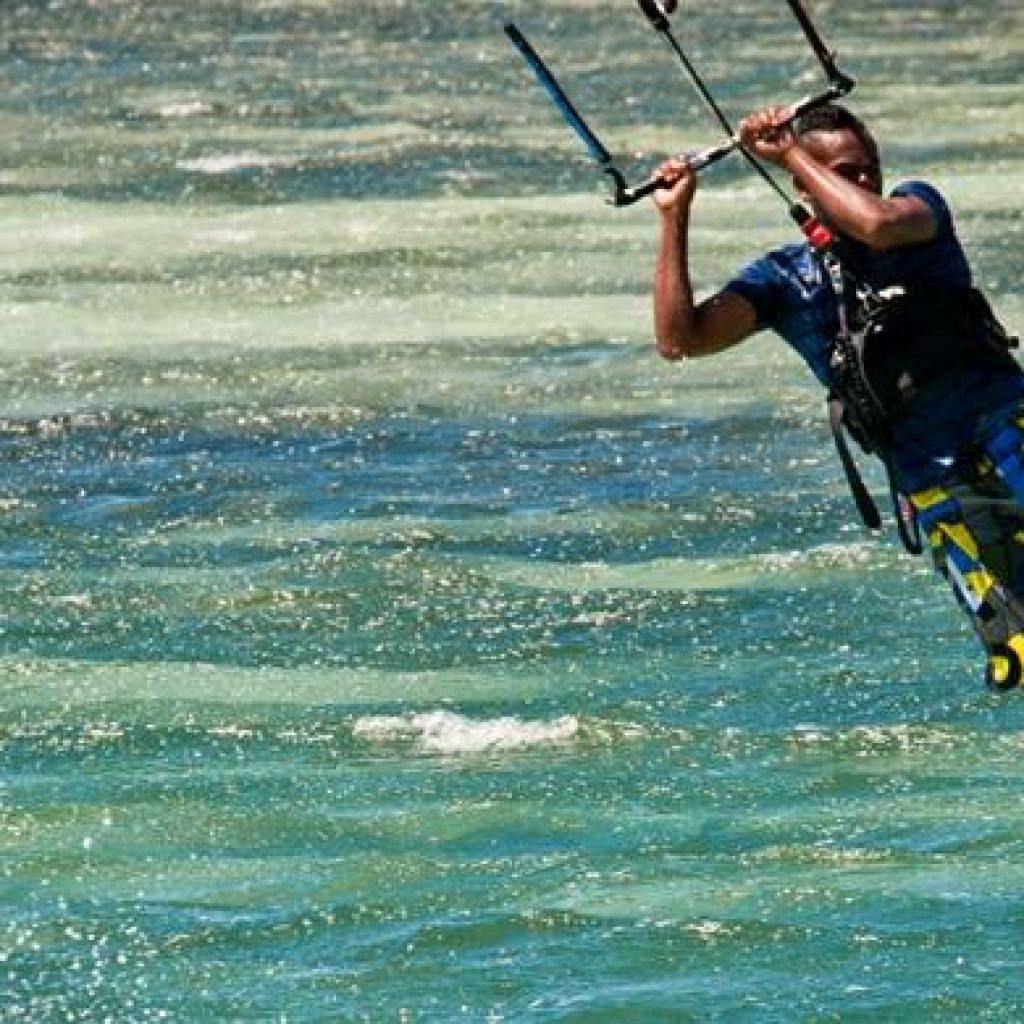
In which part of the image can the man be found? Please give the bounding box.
[651,102,1024,689]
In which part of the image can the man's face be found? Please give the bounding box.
[798,127,882,194]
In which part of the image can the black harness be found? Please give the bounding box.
[815,238,1020,551]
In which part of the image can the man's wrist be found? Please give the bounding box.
[658,203,690,227]
[778,143,805,172]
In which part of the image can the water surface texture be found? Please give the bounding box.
[3,1,1024,1020]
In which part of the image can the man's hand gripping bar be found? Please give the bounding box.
[630,0,854,205]
[505,0,855,209]
[620,87,852,206]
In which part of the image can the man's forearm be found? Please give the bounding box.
[781,147,936,250]
[654,212,695,360]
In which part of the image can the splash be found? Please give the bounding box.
[352,710,579,755]
[177,152,302,175]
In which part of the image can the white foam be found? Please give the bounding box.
[158,100,213,119]
[177,152,300,175]
[352,710,579,755]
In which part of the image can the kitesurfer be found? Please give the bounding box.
[651,101,1024,688]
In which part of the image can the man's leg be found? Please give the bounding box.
[910,485,1024,690]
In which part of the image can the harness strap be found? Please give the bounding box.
[887,454,922,555]
[827,395,881,530]
[827,393,922,552]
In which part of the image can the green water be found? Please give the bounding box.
[2,1,1024,1020]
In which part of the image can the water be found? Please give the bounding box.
[2,0,1024,1019]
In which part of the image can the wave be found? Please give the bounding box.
[177,152,301,175]
[352,709,580,755]
[156,100,213,119]
[475,540,910,594]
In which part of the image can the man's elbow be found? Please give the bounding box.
[655,330,696,361]
[657,338,688,361]
[859,214,900,251]
[859,206,937,252]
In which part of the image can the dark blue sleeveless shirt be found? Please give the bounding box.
[723,181,1024,489]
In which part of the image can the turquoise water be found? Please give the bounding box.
[2,1,1024,1020]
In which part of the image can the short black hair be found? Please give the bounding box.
[796,102,880,174]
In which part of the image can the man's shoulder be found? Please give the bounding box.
[741,242,816,278]
[744,242,825,293]
[890,178,944,200]
[724,241,829,330]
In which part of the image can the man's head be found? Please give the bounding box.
[794,103,882,194]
